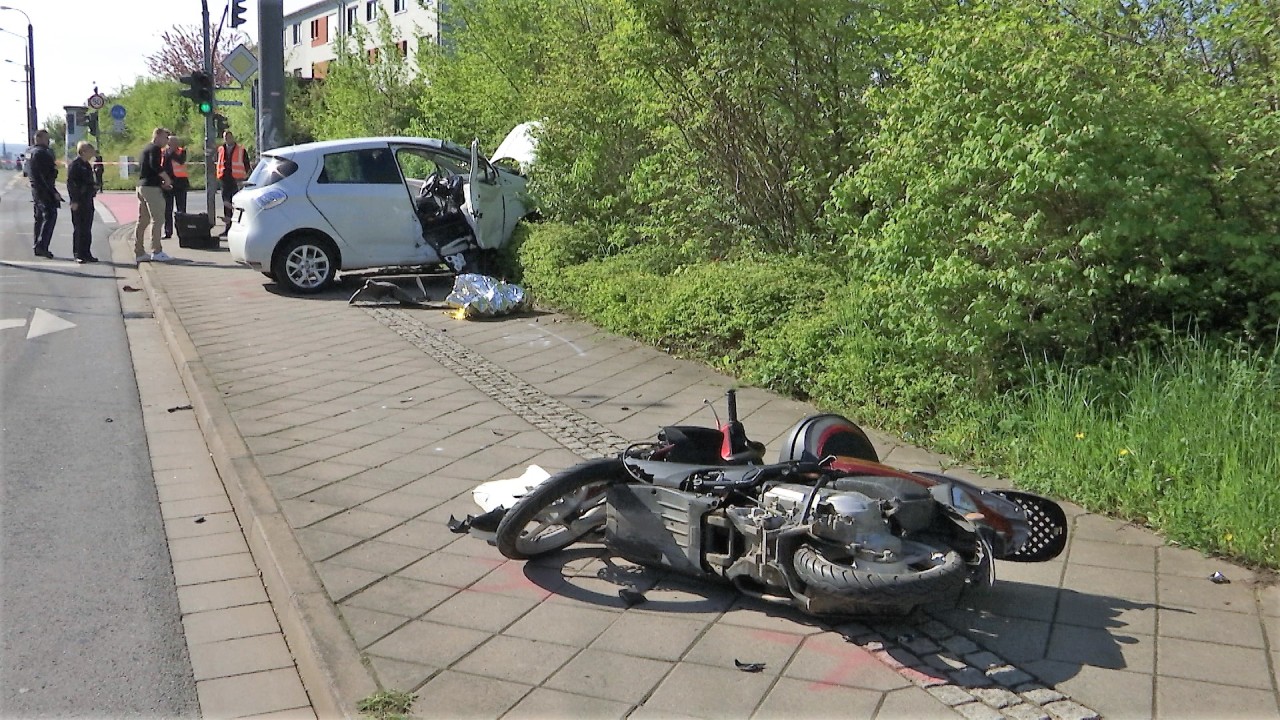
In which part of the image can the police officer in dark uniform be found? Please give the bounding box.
[29,129,64,258]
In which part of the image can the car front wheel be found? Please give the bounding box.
[272,235,337,294]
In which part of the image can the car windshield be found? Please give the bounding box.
[244,155,298,188]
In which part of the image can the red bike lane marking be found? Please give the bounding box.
[95,191,139,225]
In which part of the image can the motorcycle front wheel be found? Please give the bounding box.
[793,541,967,605]
[495,458,629,560]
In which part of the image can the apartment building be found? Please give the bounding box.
[283,0,442,79]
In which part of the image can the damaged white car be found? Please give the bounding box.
[228,123,537,294]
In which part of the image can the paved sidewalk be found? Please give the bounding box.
[122,232,1280,720]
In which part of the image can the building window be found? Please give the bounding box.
[310,15,329,46]
[345,6,357,30]
[393,0,406,13]
[367,47,379,63]
[291,23,300,45]
[365,0,377,21]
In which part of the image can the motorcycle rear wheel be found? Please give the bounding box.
[793,541,967,605]
[495,458,629,560]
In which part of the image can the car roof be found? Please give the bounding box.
[265,136,469,158]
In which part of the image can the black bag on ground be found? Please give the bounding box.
[176,213,217,249]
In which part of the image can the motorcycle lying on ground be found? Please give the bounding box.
[480,390,1068,616]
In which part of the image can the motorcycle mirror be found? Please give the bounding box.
[703,397,721,426]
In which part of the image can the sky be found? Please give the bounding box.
[0,0,310,151]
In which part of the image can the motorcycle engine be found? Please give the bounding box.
[762,484,904,560]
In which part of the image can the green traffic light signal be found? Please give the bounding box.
[179,71,214,115]
[199,100,212,114]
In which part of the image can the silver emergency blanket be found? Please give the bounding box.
[445,273,528,319]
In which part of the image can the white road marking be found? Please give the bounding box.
[26,308,76,339]
[0,318,25,331]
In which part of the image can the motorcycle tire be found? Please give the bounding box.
[495,458,630,560]
[792,542,967,605]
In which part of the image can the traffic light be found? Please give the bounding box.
[85,111,99,136]
[213,113,230,135]
[230,0,247,28]
[179,71,214,115]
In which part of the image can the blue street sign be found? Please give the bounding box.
[109,104,126,120]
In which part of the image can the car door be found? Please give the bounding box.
[464,139,508,250]
[305,146,419,267]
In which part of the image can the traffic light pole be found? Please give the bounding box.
[202,0,216,224]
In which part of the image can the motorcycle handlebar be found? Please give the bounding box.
[726,389,739,424]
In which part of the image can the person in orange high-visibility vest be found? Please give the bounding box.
[161,134,189,239]
[216,129,252,236]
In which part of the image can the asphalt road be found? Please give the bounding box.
[0,170,199,716]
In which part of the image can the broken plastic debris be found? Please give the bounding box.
[1209,571,1231,584]
[447,515,472,534]
[167,404,193,413]
[194,516,206,524]
[734,659,766,673]
[618,589,647,607]
[122,285,140,292]
[105,418,113,422]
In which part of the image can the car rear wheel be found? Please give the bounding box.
[272,235,337,294]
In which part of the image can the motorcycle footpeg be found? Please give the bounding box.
[991,490,1068,562]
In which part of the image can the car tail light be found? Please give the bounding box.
[254,187,288,212]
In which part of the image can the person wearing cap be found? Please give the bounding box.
[67,140,100,263]
[162,134,189,239]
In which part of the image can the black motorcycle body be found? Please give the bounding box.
[493,391,1067,616]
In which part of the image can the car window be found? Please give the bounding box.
[394,146,469,180]
[244,155,298,188]
[317,148,402,184]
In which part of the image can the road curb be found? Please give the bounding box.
[115,226,378,719]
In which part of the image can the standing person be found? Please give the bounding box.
[161,134,189,239]
[216,130,251,236]
[92,151,105,191]
[67,140,100,263]
[28,129,64,258]
[135,127,174,263]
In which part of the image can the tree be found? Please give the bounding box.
[144,24,248,88]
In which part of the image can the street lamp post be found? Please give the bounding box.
[0,6,34,145]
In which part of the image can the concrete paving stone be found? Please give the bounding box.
[154,463,222,487]
[452,635,580,685]
[314,563,383,602]
[327,539,429,575]
[183,603,281,645]
[301,429,388,451]
[1046,623,1153,673]
[163,509,240,538]
[1053,589,1156,635]
[718,598,829,636]
[162,493,235,520]
[356,488,445,519]
[1061,565,1156,605]
[338,604,410,649]
[1064,539,1157,574]
[398,552,502,588]
[1070,514,1164,547]
[1041,700,1099,720]
[1156,543,1254,580]
[266,474,333,500]
[470,560,564,601]
[147,428,217,459]
[681,623,804,676]
[366,619,492,667]
[625,577,738,620]
[265,424,336,444]
[298,481,387,511]
[410,669,533,720]
[173,552,258,586]
[503,688,631,720]
[282,460,371,484]
[342,466,425,492]
[588,612,709,661]
[343,575,458,618]
[307,507,406,538]
[1155,676,1280,720]
[1158,605,1267,648]
[1157,570,1259,614]
[397,474,482,500]
[365,655,437,694]
[235,707,317,720]
[502,601,620,647]
[934,610,1052,664]
[188,633,296,681]
[953,701,1008,720]
[786,632,912,692]
[157,477,231,503]
[293,527,364,562]
[177,577,270,614]
[927,685,977,707]
[1023,660,1150,720]
[422,588,540,632]
[969,686,1022,708]
[639,660,776,717]
[253,453,319,476]
[543,648,674,705]
[196,667,310,719]
[279,498,346,528]
[374,517,464,553]
[756,676,886,719]
[168,531,249,562]
[245,435,307,455]
[1157,636,1273,689]
[1003,704,1050,720]
[1260,584,1280,617]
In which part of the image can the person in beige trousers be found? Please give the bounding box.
[135,127,175,262]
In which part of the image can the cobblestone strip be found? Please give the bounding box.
[368,306,1104,720]
[370,307,629,458]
